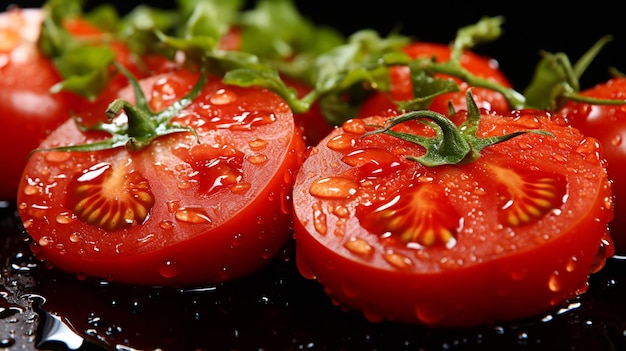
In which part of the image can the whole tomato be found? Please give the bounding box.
[558,76,626,254]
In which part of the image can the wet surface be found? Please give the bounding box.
[1,203,626,351]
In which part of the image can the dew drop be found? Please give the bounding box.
[55,211,75,224]
[565,256,578,272]
[344,237,374,257]
[0,338,15,347]
[312,202,327,235]
[333,218,346,237]
[230,182,251,194]
[383,251,413,270]
[326,133,356,151]
[611,134,622,146]
[69,232,81,243]
[309,177,358,199]
[43,150,71,163]
[174,206,212,224]
[209,88,238,105]
[247,153,268,165]
[331,204,350,218]
[23,184,38,196]
[159,220,175,230]
[38,236,52,247]
[548,271,563,292]
[249,138,268,151]
[341,118,368,134]
[166,200,181,213]
[158,259,179,279]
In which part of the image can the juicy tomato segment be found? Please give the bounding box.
[293,111,614,327]
[17,68,306,286]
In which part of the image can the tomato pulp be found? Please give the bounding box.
[293,110,614,327]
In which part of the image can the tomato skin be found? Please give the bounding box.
[0,8,74,200]
[293,111,613,327]
[558,77,626,254]
[358,42,512,118]
[17,69,306,286]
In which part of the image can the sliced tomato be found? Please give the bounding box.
[558,76,626,254]
[17,67,306,286]
[358,42,512,118]
[293,108,614,327]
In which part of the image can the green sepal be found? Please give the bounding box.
[34,63,207,155]
[362,90,553,167]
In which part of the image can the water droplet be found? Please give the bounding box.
[565,256,578,272]
[326,133,356,151]
[38,236,52,247]
[249,138,268,151]
[166,200,181,213]
[383,251,413,270]
[312,202,327,235]
[309,177,358,199]
[341,118,368,134]
[209,88,238,105]
[22,184,38,196]
[175,206,212,224]
[548,271,562,292]
[344,237,374,257]
[159,220,174,230]
[158,259,179,279]
[55,211,76,224]
[611,134,622,146]
[69,232,81,243]
[247,153,268,165]
[230,182,251,194]
[44,150,71,163]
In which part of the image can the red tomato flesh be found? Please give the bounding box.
[293,110,614,327]
[17,69,306,286]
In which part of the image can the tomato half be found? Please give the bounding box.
[0,8,73,200]
[17,67,306,286]
[358,42,512,118]
[558,77,626,254]
[293,108,614,327]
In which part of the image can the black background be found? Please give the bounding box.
[6,0,625,91]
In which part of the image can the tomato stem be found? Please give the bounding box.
[363,90,552,166]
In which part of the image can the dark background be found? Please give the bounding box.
[7,0,624,92]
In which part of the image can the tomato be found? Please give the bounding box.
[557,77,626,254]
[358,42,512,118]
[293,103,614,327]
[17,67,306,286]
[0,7,146,201]
[0,8,74,200]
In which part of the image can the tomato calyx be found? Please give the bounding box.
[35,63,205,154]
[363,91,552,166]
